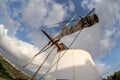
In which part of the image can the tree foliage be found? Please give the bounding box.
[103,71,120,80]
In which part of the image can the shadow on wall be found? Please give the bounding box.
[45,59,102,80]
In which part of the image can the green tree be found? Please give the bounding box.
[103,71,120,80]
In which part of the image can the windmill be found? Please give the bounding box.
[23,8,100,80]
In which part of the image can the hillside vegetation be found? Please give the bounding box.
[1,53,120,80]
[0,54,31,80]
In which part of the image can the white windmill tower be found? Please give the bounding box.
[45,49,101,80]
[23,8,101,80]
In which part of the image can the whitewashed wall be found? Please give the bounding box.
[45,49,102,80]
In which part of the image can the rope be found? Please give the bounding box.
[23,41,52,68]
[31,45,56,80]
[39,30,82,80]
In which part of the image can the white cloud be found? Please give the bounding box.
[79,0,120,77]
[0,1,19,35]
[19,0,75,49]
[0,0,75,39]
[22,0,71,28]
[95,61,112,78]
[44,3,67,27]
[65,0,120,58]
[68,1,75,12]
[95,60,120,78]
[22,0,48,27]
[0,24,8,35]
[0,25,49,76]
[27,31,48,48]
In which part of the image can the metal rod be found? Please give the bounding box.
[85,8,95,17]
[41,29,60,49]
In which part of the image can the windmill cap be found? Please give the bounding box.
[93,14,99,23]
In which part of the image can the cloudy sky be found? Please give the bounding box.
[0,0,120,79]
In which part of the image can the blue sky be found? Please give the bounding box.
[0,0,120,79]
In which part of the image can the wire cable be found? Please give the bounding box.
[23,42,53,68]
